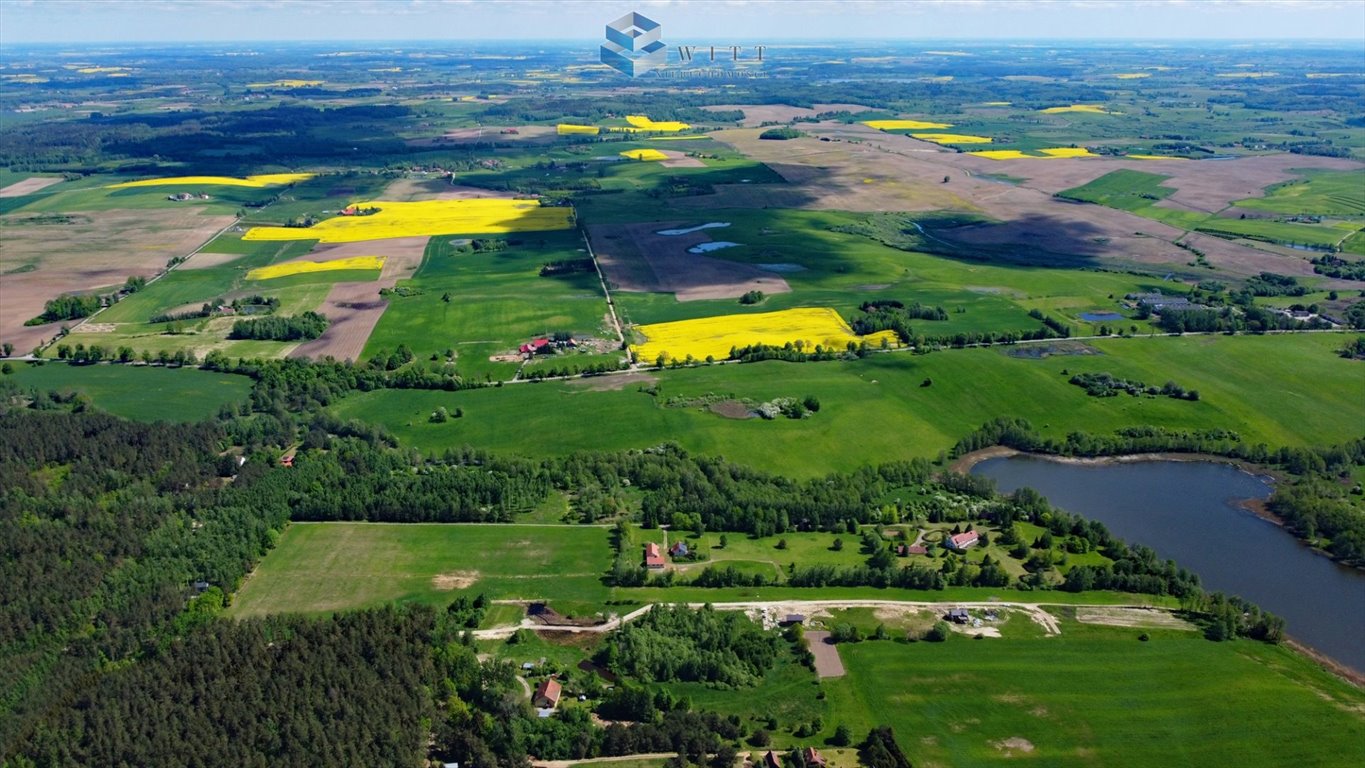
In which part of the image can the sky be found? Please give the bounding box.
[2,0,1364,44]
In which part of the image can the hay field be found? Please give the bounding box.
[0,208,234,353]
[229,523,613,617]
[631,307,898,363]
[242,199,572,243]
[107,173,314,189]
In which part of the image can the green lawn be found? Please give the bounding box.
[333,333,1365,477]
[821,626,1365,767]
[228,522,615,617]
[6,362,252,421]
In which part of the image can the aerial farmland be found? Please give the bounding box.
[1,3,1363,766]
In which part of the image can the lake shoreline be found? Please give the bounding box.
[971,451,1365,683]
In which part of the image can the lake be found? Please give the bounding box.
[973,455,1365,673]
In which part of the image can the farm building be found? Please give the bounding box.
[802,748,827,767]
[780,614,806,626]
[945,531,979,551]
[668,541,689,558]
[643,542,666,569]
[763,752,782,768]
[533,678,562,709]
[947,608,970,624]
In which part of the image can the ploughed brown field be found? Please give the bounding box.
[0,208,234,354]
[587,220,791,302]
[287,236,428,361]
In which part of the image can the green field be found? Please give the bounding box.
[822,625,1365,767]
[334,333,1365,477]
[228,522,615,617]
[1060,168,1362,248]
[362,231,617,378]
[1234,169,1365,216]
[6,362,252,421]
[231,521,1172,619]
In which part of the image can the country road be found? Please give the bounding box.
[473,598,1177,639]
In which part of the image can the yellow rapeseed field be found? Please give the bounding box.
[76,66,130,74]
[620,149,670,161]
[1039,104,1114,114]
[242,199,573,243]
[967,150,1033,160]
[631,307,899,363]
[980,102,1011,106]
[1114,73,1150,79]
[863,119,954,130]
[247,256,385,281]
[625,115,691,132]
[107,173,315,189]
[247,79,323,88]
[911,133,993,144]
[558,124,600,135]
[1126,154,1185,161]
[1037,147,1097,158]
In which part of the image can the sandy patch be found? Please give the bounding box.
[0,176,63,197]
[180,250,248,270]
[587,220,790,301]
[803,631,846,678]
[1074,606,1197,631]
[658,149,707,169]
[0,208,233,353]
[431,571,479,590]
[992,737,1035,755]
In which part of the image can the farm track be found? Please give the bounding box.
[472,598,1168,639]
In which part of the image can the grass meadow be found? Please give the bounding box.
[821,625,1365,767]
[333,333,1365,477]
[228,522,614,618]
[6,362,252,421]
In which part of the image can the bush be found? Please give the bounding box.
[924,621,951,642]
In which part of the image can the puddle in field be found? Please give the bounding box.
[657,222,731,236]
[687,241,742,254]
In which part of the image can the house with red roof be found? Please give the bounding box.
[945,530,980,552]
[533,678,562,709]
[643,542,665,569]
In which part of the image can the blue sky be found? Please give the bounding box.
[3,0,1364,43]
